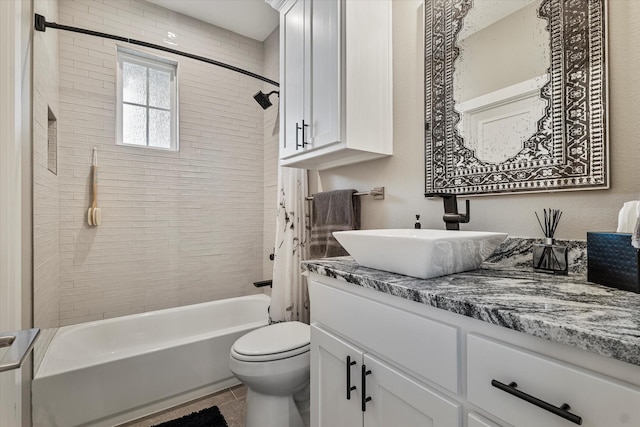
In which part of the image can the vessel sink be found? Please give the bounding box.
[333,229,508,279]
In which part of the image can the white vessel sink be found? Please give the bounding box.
[333,229,508,279]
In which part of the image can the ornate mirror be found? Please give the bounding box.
[425,0,608,195]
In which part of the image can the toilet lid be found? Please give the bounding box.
[232,321,310,361]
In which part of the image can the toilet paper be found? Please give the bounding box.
[616,200,640,233]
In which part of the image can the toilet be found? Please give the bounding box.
[229,321,310,427]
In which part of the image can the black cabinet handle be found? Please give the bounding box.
[346,356,357,400]
[361,364,372,412]
[491,380,582,425]
[301,119,309,147]
[295,121,309,150]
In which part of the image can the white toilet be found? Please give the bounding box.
[229,321,310,427]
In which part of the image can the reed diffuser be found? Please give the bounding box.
[533,208,568,275]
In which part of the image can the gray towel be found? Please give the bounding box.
[633,216,640,249]
[310,189,360,258]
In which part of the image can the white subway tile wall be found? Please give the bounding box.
[34,0,60,329]
[53,0,273,326]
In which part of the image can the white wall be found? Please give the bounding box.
[318,0,640,240]
[0,1,33,424]
[55,0,268,325]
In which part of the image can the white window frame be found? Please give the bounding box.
[116,47,179,151]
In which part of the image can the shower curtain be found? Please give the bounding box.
[270,166,310,324]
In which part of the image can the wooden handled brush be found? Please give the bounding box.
[87,147,102,226]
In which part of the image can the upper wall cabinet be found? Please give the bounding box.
[272,0,393,170]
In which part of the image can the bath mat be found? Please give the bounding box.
[152,406,228,427]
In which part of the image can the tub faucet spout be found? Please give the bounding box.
[425,193,470,230]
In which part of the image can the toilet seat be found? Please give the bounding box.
[231,321,310,362]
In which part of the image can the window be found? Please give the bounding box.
[117,47,178,150]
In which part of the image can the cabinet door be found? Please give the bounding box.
[309,0,341,149]
[282,0,307,159]
[311,325,363,427]
[362,354,461,427]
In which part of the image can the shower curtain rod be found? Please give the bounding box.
[34,14,279,88]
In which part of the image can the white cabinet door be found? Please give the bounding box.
[312,324,462,427]
[311,325,363,427]
[281,0,307,159]
[362,354,461,427]
[309,0,340,150]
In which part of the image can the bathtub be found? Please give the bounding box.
[32,294,270,427]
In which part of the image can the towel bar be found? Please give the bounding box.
[306,187,384,201]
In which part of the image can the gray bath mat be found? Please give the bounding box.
[152,406,228,427]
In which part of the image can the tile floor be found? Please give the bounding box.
[119,384,247,427]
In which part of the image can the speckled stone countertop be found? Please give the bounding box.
[302,238,640,367]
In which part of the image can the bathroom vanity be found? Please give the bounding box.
[304,241,640,427]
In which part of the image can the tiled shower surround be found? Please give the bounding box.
[34,0,277,326]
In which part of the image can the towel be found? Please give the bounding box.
[310,189,360,258]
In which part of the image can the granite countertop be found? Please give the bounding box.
[302,238,640,367]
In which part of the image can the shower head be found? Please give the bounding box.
[253,90,279,110]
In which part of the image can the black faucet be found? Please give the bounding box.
[425,193,470,230]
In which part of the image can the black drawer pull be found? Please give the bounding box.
[361,364,372,412]
[491,380,582,425]
[346,356,357,400]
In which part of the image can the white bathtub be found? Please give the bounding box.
[32,294,270,427]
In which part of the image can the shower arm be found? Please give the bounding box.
[34,14,279,88]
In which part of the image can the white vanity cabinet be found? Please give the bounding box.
[309,274,640,427]
[274,0,392,170]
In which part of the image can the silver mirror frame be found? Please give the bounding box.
[425,0,608,195]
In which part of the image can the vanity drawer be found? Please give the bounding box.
[468,412,504,427]
[309,279,459,393]
[467,334,640,427]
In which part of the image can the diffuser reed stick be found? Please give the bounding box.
[535,208,563,239]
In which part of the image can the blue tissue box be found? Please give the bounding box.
[587,232,640,293]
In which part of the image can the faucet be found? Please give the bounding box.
[425,193,470,230]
